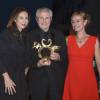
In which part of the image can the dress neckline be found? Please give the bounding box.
[74,35,91,49]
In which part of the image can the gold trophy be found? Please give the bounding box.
[32,39,60,61]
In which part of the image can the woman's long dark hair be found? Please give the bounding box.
[7,7,31,34]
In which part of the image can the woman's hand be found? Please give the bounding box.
[3,72,16,95]
[37,58,51,67]
[50,52,60,61]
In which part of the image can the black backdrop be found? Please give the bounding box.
[0,0,100,35]
[0,0,53,30]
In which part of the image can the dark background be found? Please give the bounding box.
[0,0,53,30]
[0,0,100,36]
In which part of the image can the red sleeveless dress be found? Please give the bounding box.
[63,35,99,100]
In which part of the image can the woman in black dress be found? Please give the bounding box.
[0,7,30,100]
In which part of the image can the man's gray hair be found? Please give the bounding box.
[36,7,53,18]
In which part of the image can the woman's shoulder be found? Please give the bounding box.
[89,34,96,38]
[88,35,97,41]
[0,29,10,46]
[66,34,75,40]
[0,29,9,34]
[0,29,11,41]
[65,34,75,44]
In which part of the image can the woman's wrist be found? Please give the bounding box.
[2,72,9,79]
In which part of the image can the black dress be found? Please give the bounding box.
[27,27,67,100]
[0,28,28,100]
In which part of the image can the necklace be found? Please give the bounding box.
[77,38,84,43]
[76,35,87,44]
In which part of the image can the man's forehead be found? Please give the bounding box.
[39,11,50,16]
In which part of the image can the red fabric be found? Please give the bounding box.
[63,35,99,100]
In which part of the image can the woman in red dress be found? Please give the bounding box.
[63,11,100,100]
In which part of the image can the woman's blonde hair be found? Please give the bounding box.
[71,11,91,25]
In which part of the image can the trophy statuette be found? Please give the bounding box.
[32,39,60,61]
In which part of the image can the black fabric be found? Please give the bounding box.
[39,29,53,40]
[0,28,28,100]
[27,27,68,100]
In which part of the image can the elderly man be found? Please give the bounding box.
[27,7,67,100]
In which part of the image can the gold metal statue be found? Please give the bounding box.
[32,39,60,61]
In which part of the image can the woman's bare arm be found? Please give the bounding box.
[95,38,100,75]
